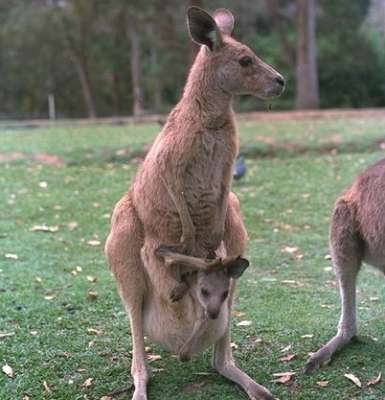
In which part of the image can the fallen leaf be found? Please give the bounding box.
[0,332,15,340]
[87,275,97,283]
[67,221,78,231]
[181,381,205,394]
[231,342,239,349]
[87,240,101,246]
[367,372,381,387]
[39,181,48,188]
[56,351,70,358]
[87,290,98,300]
[87,328,102,336]
[344,373,362,388]
[147,354,162,362]
[317,380,329,388]
[4,253,18,260]
[2,364,14,378]
[30,225,59,233]
[279,354,296,362]
[100,397,113,400]
[30,331,38,336]
[76,266,82,272]
[324,254,332,260]
[369,297,379,302]
[43,380,51,393]
[81,378,93,388]
[35,277,42,283]
[232,311,246,318]
[272,371,295,384]
[301,334,314,339]
[44,294,56,300]
[236,320,252,327]
[151,368,165,374]
[282,246,299,254]
[281,344,292,353]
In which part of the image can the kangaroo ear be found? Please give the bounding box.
[213,8,234,36]
[226,257,249,279]
[187,7,223,51]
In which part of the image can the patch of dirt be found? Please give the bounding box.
[242,137,385,159]
[0,152,64,166]
[181,381,206,394]
[1,108,384,130]
[242,108,385,121]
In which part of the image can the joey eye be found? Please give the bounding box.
[239,56,253,67]
[201,288,210,297]
[222,290,229,301]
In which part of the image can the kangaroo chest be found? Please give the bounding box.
[182,131,235,225]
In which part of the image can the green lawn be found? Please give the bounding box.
[1,115,385,400]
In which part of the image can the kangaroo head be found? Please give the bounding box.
[187,7,285,100]
[194,257,249,320]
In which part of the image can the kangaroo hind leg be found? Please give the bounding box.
[105,194,149,400]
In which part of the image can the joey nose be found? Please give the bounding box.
[208,311,219,320]
[274,75,285,87]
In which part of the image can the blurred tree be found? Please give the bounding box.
[318,0,384,108]
[0,0,384,118]
[52,0,100,118]
[129,19,144,116]
[295,0,319,109]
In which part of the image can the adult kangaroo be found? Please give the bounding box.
[305,158,385,373]
[105,6,284,400]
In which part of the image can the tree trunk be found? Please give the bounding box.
[70,51,96,118]
[129,22,144,116]
[295,0,319,109]
[266,0,296,68]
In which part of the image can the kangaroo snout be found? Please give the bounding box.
[274,75,285,87]
[269,73,285,96]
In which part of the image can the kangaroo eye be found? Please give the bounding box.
[239,56,253,67]
[201,288,210,297]
[222,290,229,300]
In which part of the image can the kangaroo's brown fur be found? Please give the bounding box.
[105,7,284,400]
[305,158,385,373]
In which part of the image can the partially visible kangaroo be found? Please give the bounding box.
[105,6,284,400]
[305,158,385,373]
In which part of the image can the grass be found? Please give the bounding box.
[1,115,385,400]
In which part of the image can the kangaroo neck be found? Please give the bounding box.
[180,49,233,129]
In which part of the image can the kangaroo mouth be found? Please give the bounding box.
[257,85,285,100]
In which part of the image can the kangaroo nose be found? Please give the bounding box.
[275,75,285,87]
[208,311,219,320]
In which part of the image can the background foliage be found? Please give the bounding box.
[0,0,385,118]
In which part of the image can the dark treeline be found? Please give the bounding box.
[0,0,384,119]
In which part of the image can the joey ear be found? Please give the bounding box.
[187,7,222,51]
[213,8,234,36]
[226,257,249,279]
